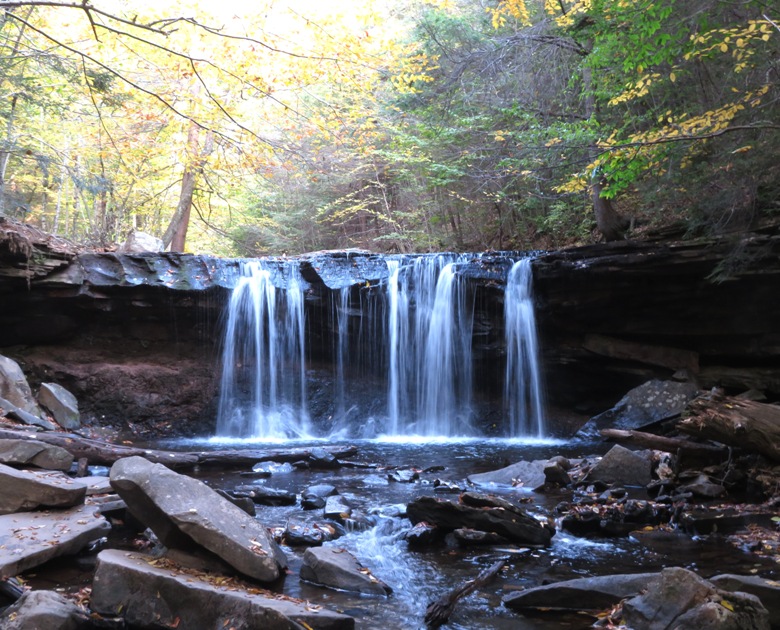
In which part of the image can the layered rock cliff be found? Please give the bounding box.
[2,217,779,436]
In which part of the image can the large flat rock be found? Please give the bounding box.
[110,456,287,583]
[0,464,86,515]
[0,438,73,471]
[467,459,547,489]
[503,572,658,611]
[91,549,354,629]
[301,547,392,596]
[0,503,111,578]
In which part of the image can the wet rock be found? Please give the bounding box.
[387,469,419,483]
[586,444,652,487]
[710,574,780,628]
[302,485,338,510]
[0,355,43,419]
[561,499,670,537]
[452,528,510,546]
[467,459,547,489]
[0,438,73,471]
[36,382,80,430]
[576,379,701,440]
[406,494,554,546]
[404,522,442,547]
[302,496,326,510]
[543,459,572,486]
[300,547,392,596]
[676,474,727,499]
[233,485,297,507]
[679,507,778,535]
[503,572,658,611]
[0,503,111,578]
[91,549,355,629]
[217,490,256,516]
[324,494,353,522]
[0,589,89,630]
[622,567,769,630]
[284,517,342,546]
[433,479,463,493]
[0,464,86,514]
[109,456,287,583]
[309,447,339,469]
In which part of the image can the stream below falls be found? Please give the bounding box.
[44,437,771,630]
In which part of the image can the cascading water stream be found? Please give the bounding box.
[215,253,545,440]
[504,258,545,437]
[385,255,474,436]
[215,261,310,439]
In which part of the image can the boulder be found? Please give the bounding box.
[117,230,164,253]
[284,517,342,547]
[0,438,73,470]
[710,574,780,629]
[467,459,547,489]
[37,383,80,430]
[91,549,354,629]
[622,567,769,630]
[406,494,554,546]
[586,444,652,487]
[503,572,658,611]
[0,589,89,630]
[0,503,111,578]
[0,355,42,419]
[0,464,86,514]
[324,494,353,521]
[109,456,287,583]
[300,547,392,596]
[576,379,700,440]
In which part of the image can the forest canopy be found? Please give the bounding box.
[0,0,777,254]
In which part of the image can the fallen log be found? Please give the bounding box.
[424,557,508,628]
[678,393,780,462]
[600,428,728,457]
[0,427,358,469]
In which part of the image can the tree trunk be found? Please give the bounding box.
[678,392,780,461]
[592,175,629,241]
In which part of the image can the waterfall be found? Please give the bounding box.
[215,253,545,440]
[504,258,545,436]
[385,255,474,436]
[215,261,310,439]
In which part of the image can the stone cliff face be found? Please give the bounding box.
[2,217,779,437]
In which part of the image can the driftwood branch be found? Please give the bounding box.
[424,557,508,628]
[600,428,728,457]
[678,393,780,462]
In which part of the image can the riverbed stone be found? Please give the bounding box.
[576,379,701,440]
[324,494,353,521]
[0,503,111,578]
[284,517,342,546]
[586,444,652,487]
[91,549,354,629]
[710,574,780,628]
[301,546,392,596]
[406,494,554,546]
[0,355,42,419]
[37,382,80,430]
[0,464,86,514]
[467,459,547,489]
[503,572,658,611]
[622,567,769,630]
[0,589,89,630]
[109,456,287,583]
[0,438,73,470]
